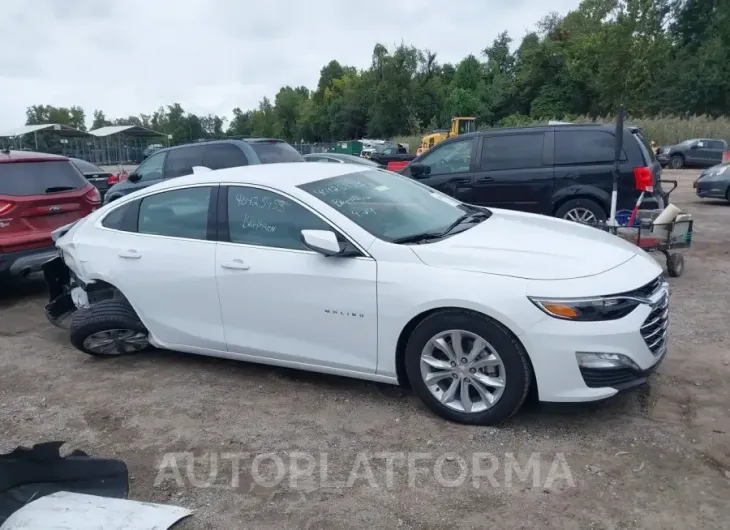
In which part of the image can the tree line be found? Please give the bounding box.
[24,0,730,146]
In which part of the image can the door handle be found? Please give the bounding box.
[564,173,579,180]
[220,259,250,270]
[475,176,494,183]
[451,177,472,184]
[118,249,141,259]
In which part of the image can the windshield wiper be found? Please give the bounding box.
[45,186,76,193]
[438,211,491,237]
[393,211,490,245]
[392,232,444,244]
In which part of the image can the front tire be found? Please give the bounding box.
[70,299,149,356]
[670,154,684,169]
[404,310,532,425]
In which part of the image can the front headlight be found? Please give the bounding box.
[529,296,640,321]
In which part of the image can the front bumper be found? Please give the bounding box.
[695,183,727,199]
[0,247,60,277]
[520,283,669,403]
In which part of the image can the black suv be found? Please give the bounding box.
[104,138,304,204]
[400,124,664,223]
[656,138,728,169]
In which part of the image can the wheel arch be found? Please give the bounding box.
[394,306,536,394]
[552,189,610,217]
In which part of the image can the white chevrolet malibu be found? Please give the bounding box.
[43,163,669,425]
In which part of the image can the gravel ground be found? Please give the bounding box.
[1,169,729,529]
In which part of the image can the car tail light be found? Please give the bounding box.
[0,200,14,215]
[107,174,120,185]
[723,151,730,163]
[633,167,654,192]
[85,187,102,204]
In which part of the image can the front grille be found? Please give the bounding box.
[641,288,669,356]
[618,275,663,299]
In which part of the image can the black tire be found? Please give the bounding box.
[669,154,684,169]
[725,185,730,203]
[70,299,149,357]
[555,198,607,223]
[666,253,684,278]
[404,309,532,425]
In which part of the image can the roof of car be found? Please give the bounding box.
[145,162,370,192]
[0,150,69,163]
[154,138,290,154]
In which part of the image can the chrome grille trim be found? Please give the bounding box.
[640,285,669,357]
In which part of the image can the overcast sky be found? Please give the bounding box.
[0,0,581,129]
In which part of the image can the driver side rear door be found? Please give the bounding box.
[402,136,478,203]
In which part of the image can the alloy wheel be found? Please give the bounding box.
[419,329,506,413]
[563,207,597,223]
[82,329,149,355]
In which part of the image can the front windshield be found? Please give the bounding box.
[298,169,485,242]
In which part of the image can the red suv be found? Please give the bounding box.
[0,150,101,279]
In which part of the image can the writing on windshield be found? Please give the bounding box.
[299,170,469,241]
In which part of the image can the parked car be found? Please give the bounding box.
[103,138,304,204]
[0,150,101,280]
[303,152,385,168]
[44,163,667,426]
[69,158,119,199]
[694,162,730,202]
[400,124,664,223]
[656,138,729,169]
[368,144,416,166]
[142,144,164,160]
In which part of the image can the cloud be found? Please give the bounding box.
[0,0,581,128]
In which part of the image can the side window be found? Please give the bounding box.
[696,140,707,148]
[138,187,212,240]
[202,143,249,170]
[419,138,475,175]
[101,201,133,231]
[709,140,725,150]
[480,134,545,171]
[163,146,205,179]
[135,152,166,182]
[227,187,330,250]
[555,131,623,165]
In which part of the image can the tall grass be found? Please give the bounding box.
[395,115,730,152]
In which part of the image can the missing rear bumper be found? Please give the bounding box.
[42,256,76,328]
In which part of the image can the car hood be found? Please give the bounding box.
[409,208,642,280]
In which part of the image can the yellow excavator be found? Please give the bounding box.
[416,117,476,155]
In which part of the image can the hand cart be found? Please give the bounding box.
[582,108,695,278]
[588,182,693,277]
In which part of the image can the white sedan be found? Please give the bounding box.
[43,163,669,425]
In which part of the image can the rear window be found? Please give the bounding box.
[555,130,626,165]
[632,131,655,164]
[249,141,304,164]
[71,159,105,174]
[0,160,88,196]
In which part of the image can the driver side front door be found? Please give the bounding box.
[404,137,477,203]
[214,185,378,375]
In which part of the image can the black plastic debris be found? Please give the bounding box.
[0,441,129,525]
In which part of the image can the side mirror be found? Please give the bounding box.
[690,144,700,150]
[301,229,343,256]
[409,163,430,178]
[127,172,141,182]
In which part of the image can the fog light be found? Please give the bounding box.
[576,352,640,370]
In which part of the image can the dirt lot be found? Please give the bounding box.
[1,169,729,529]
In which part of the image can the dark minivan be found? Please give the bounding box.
[104,138,304,203]
[400,124,664,223]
